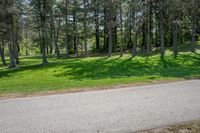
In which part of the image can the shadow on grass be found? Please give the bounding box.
[0,53,200,81]
[55,54,200,80]
[0,63,55,78]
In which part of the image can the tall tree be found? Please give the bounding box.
[108,0,113,57]
[83,0,88,55]
[74,0,79,57]
[34,0,48,64]
[155,0,166,59]
[50,0,60,58]
[94,0,100,51]
[65,0,69,57]
[119,0,123,56]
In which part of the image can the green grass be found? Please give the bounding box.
[0,50,200,95]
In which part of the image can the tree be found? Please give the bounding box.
[31,0,48,64]
[50,0,61,58]
[94,0,100,51]
[73,0,79,57]
[155,0,166,59]
[83,0,88,55]
[1,0,20,68]
[65,0,69,57]
[168,0,181,58]
[119,0,123,56]
[0,39,7,66]
[188,0,199,52]
[1,0,199,66]
[108,0,113,57]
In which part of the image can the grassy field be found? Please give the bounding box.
[0,49,200,95]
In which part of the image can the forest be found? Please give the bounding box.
[0,0,199,67]
[0,0,200,94]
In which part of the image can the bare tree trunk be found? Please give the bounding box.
[155,18,159,47]
[50,14,53,54]
[75,26,79,57]
[65,0,69,57]
[25,31,29,55]
[142,23,146,52]
[120,2,123,56]
[73,12,76,53]
[55,15,61,58]
[146,13,151,54]
[132,10,137,56]
[113,15,117,49]
[172,20,178,58]
[39,0,48,64]
[0,40,6,66]
[160,19,165,59]
[50,1,60,59]
[132,32,138,56]
[124,16,128,49]
[108,0,113,57]
[191,14,196,52]
[14,33,20,64]
[103,1,108,51]
[95,0,100,51]
[74,0,79,57]
[8,32,16,68]
[149,1,153,48]
[6,0,16,68]
[50,29,53,54]
[83,0,88,56]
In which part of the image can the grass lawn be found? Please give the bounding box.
[0,49,200,95]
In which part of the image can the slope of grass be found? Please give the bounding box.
[0,50,200,95]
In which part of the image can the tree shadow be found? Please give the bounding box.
[0,62,59,78]
[1,53,200,81]
[54,53,200,80]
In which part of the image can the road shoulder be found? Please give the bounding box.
[135,120,200,133]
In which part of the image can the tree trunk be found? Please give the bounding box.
[172,21,178,58]
[160,19,165,59]
[132,32,138,56]
[50,1,60,59]
[120,2,123,56]
[191,14,196,52]
[94,0,100,51]
[155,18,159,47]
[50,29,53,54]
[7,0,16,68]
[83,0,88,56]
[75,26,79,57]
[50,13,53,54]
[74,0,78,57]
[142,23,146,52]
[113,15,117,49]
[8,33,16,68]
[149,1,153,47]
[103,1,108,51]
[65,0,69,57]
[0,40,6,66]
[14,33,20,64]
[132,10,137,56]
[55,15,61,58]
[108,0,113,57]
[39,0,48,64]
[25,32,29,55]
[146,13,151,54]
